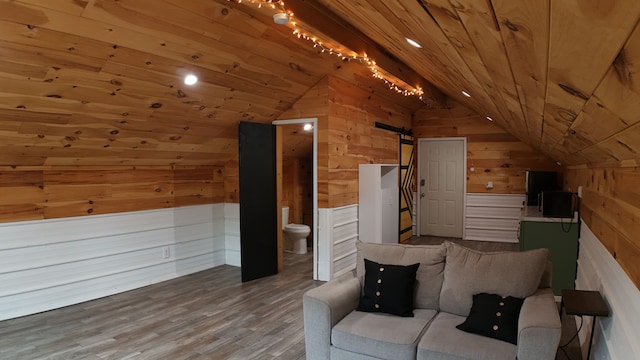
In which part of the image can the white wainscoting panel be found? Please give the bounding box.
[0,204,226,321]
[175,205,225,275]
[332,205,359,279]
[575,222,640,360]
[317,204,358,281]
[224,203,241,267]
[464,193,525,243]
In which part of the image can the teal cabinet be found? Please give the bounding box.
[519,219,579,296]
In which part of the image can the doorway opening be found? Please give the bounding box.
[273,118,318,279]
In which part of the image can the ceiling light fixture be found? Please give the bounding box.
[273,13,291,24]
[486,116,493,122]
[462,90,471,97]
[184,74,198,85]
[303,123,313,131]
[405,37,422,48]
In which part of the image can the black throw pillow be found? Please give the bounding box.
[456,293,525,345]
[357,258,420,317]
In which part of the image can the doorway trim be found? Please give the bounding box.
[416,137,467,239]
[272,118,318,279]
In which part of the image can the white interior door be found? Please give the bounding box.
[419,139,465,237]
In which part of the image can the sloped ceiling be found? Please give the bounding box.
[309,0,640,166]
[0,0,639,167]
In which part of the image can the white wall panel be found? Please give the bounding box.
[0,204,229,321]
[317,208,332,281]
[316,204,358,281]
[1,262,178,321]
[0,228,173,273]
[333,252,357,279]
[224,203,241,267]
[0,209,176,249]
[466,206,523,219]
[575,223,640,360]
[464,193,525,243]
[466,194,524,207]
[465,217,521,231]
[332,205,358,279]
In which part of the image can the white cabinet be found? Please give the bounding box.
[358,164,399,243]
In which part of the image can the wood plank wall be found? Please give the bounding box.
[565,165,640,290]
[413,101,559,193]
[278,63,417,209]
[0,166,224,223]
[282,157,313,227]
[325,69,414,209]
[0,73,501,229]
[220,78,330,206]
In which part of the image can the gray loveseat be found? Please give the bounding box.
[303,241,561,360]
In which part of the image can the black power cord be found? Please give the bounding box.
[559,314,583,360]
[560,193,579,233]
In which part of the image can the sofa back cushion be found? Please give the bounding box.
[439,241,549,317]
[356,241,446,310]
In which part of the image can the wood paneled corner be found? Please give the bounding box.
[326,70,413,209]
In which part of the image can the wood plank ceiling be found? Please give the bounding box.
[0,0,639,167]
[310,0,640,166]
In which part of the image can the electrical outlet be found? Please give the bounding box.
[162,246,170,259]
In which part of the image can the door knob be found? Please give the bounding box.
[420,192,425,198]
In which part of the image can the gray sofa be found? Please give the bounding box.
[303,241,561,360]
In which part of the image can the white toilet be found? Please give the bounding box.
[282,206,309,254]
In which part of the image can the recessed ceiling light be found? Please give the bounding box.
[462,90,471,97]
[303,123,313,131]
[184,74,198,86]
[405,37,422,48]
[273,13,291,25]
[486,116,493,122]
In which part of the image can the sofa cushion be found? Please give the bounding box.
[357,259,420,317]
[332,309,437,360]
[439,242,549,316]
[356,241,446,310]
[456,293,524,345]
[417,312,516,360]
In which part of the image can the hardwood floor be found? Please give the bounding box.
[1,239,581,359]
[0,252,322,360]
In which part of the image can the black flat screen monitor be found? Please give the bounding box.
[526,171,559,206]
[542,191,575,218]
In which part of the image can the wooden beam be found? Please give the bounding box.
[286,0,446,107]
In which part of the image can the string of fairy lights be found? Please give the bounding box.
[229,0,425,101]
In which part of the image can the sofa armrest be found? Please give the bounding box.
[516,288,562,360]
[303,271,361,360]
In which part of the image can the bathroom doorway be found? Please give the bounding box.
[273,118,318,279]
